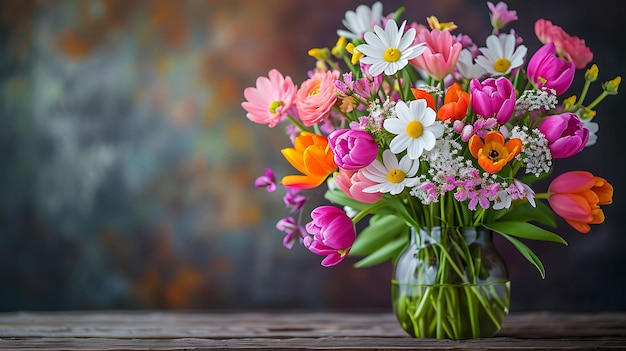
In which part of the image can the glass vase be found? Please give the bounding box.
[392,226,510,339]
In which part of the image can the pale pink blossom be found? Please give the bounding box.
[487,2,518,32]
[334,169,383,204]
[534,19,593,69]
[296,70,340,126]
[242,69,297,128]
[410,29,462,81]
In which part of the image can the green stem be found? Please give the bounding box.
[573,79,592,111]
[586,91,608,110]
[286,114,308,132]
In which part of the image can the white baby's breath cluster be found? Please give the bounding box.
[514,88,558,116]
[510,125,553,177]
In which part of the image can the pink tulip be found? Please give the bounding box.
[410,29,462,81]
[548,171,613,233]
[328,129,378,170]
[296,70,340,126]
[539,113,589,158]
[527,43,575,96]
[242,69,297,128]
[535,19,593,69]
[334,169,383,204]
[469,77,516,125]
[304,206,356,266]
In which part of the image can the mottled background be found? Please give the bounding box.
[0,0,624,312]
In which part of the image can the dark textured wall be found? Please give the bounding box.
[0,0,623,312]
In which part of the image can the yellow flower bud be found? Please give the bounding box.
[346,43,364,65]
[603,76,621,95]
[308,47,330,60]
[585,64,598,82]
[331,36,347,59]
[562,96,577,111]
[579,107,596,120]
[426,15,457,31]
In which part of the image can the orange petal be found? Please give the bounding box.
[468,135,484,158]
[592,177,614,205]
[281,174,327,189]
[478,155,505,174]
[504,138,523,161]
[565,218,591,234]
[281,148,308,175]
[411,88,435,110]
[484,131,505,145]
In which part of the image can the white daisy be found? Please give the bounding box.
[357,19,425,76]
[474,33,527,76]
[362,150,419,195]
[337,2,384,40]
[456,49,487,80]
[384,99,444,159]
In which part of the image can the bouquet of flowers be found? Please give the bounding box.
[242,0,618,338]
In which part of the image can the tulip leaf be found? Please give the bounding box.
[350,215,407,256]
[353,235,408,268]
[484,221,567,245]
[498,201,557,228]
[324,189,372,211]
[498,232,546,278]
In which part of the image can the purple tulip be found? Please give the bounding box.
[304,206,356,267]
[527,43,575,96]
[539,112,589,158]
[328,129,379,170]
[470,77,516,125]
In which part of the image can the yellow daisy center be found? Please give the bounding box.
[493,58,511,73]
[269,100,283,114]
[406,120,424,138]
[386,168,406,184]
[384,47,401,62]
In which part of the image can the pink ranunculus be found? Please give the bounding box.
[527,43,575,96]
[539,112,589,158]
[242,69,297,128]
[409,29,462,81]
[547,171,613,233]
[534,19,593,69]
[334,169,383,204]
[296,70,340,126]
[469,77,516,125]
[304,206,356,267]
[328,129,378,170]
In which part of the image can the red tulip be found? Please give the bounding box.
[548,171,613,233]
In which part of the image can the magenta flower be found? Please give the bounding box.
[328,129,378,170]
[242,69,297,128]
[283,188,306,212]
[334,169,383,204]
[539,112,589,158]
[304,206,356,267]
[410,29,462,81]
[470,77,516,125]
[487,2,518,31]
[535,19,593,69]
[527,43,575,96]
[254,168,276,192]
[276,217,304,249]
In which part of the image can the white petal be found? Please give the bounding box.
[397,27,416,51]
[394,101,411,122]
[406,139,423,159]
[383,118,406,134]
[382,149,400,169]
[389,134,410,154]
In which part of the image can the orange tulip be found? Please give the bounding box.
[437,82,470,122]
[410,88,436,110]
[548,171,613,233]
[468,131,522,174]
[281,132,338,189]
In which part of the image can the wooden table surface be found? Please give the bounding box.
[0,311,625,350]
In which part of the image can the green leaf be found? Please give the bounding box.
[499,201,556,228]
[484,221,567,245]
[353,235,408,268]
[385,197,421,229]
[350,215,407,256]
[324,189,371,211]
[498,232,546,278]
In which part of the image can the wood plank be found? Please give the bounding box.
[0,311,624,350]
